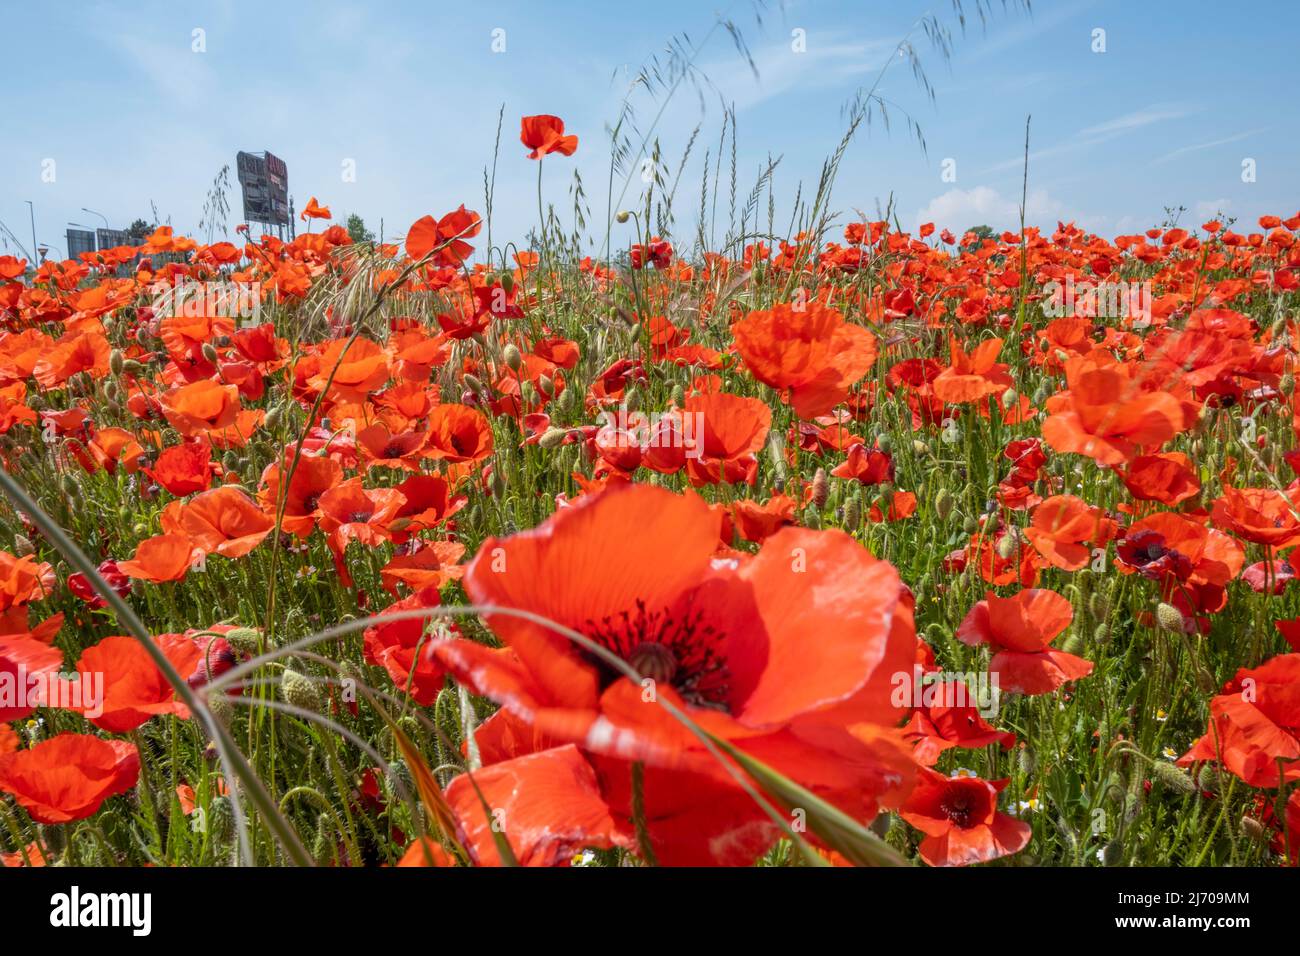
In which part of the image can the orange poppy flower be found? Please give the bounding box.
[146,441,215,496]
[257,453,343,538]
[433,484,917,864]
[75,634,201,733]
[300,196,331,221]
[1178,653,1300,787]
[1041,349,1184,465]
[957,589,1092,695]
[117,533,200,583]
[161,380,242,438]
[423,403,494,464]
[1120,451,1200,505]
[1023,494,1118,571]
[932,336,1014,405]
[0,733,139,824]
[520,114,579,159]
[1211,487,1300,549]
[174,486,275,559]
[0,633,65,721]
[405,206,482,267]
[732,302,877,418]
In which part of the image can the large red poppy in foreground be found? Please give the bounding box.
[433,483,918,864]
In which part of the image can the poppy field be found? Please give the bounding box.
[3,105,1300,871]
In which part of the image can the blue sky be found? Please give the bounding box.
[2,0,1298,262]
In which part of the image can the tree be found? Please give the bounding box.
[345,214,375,244]
[126,219,151,242]
[961,224,994,253]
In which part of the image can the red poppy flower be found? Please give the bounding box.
[1179,653,1300,787]
[75,634,202,733]
[0,634,65,721]
[900,768,1030,866]
[1023,495,1117,571]
[957,589,1092,695]
[933,336,1014,405]
[520,114,579,159]
[423,404,494,464]
[146,441,215,496]
[173,486,275,559]
[117,533,201,583]
[1211,487,1300,549]
[1041,349,1185,465]
[433,483,917,864]
[0,734,140,824]
[732,302,877,419]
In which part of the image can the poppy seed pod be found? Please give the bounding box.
[1155,602,1185,633]
[280,669,323,715]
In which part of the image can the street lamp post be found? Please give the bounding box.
[25,201,37,267]
[83,208,110,229]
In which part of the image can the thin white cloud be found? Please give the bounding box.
[1152,128,1268,165]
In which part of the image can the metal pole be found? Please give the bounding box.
[25,201,37,266]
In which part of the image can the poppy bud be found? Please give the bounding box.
[934,487,954,520]
[1088,591,1110,621]
[1149,760,1195,795]
[538,427,568,449]
[538,374,555,397]
[1155,602,1185,633]
[624,387,642,413]
[123,359,147,376]
[208,796,235,843]
[388,760,415,799]
[1196,765,1220,794]
[670,384,685,406]
[1282,373,1295,395]
[201,343,220,364]
[1060,632,1083,656]
[264,403,283,430]
[803,504,821,529]
[222,451,241,473]
[1101,840,1123,866]
[963,515,978,534]
[1000,387,1018,409]
[811,468,829,509]
[616,210,631,224]
[1017,744,1036,775]
[502,344,523,372]
[490,469,507,498]
[312,813,334,863]
[875,434,892,454]
[280,669,323,714]
[1195,667,1217,694]
[1094,623,1110,644]
[995,533,1017,560]
[463,373,485,395]
[1240,815,1266,841]
[13,534,33,557]
[61,474,79,498]
[224,627,262,656]
[500,272,515,295]
[912,440,930,456]
[843,493,861,531]
[109,349,125,376]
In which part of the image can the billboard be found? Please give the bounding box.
[67,228,96,259]
[97,228,130,250]
[236,150,290,226]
